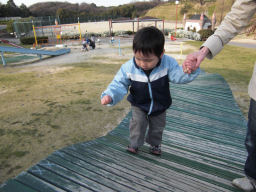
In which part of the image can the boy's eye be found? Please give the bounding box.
[136,58,153,62]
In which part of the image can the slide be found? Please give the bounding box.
[0,39,23,48]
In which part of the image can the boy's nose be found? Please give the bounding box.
[140,63,147,68]
[140,61,147,66]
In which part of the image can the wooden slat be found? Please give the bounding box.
[15,172,66,192]
[0,180,38,192]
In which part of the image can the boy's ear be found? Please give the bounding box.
[160,49,165,59]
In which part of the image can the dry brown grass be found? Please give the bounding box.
[0,59,130,184]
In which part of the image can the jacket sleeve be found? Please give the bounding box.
[167,56,200,84]
[101,63,131,106]
[202,0,256,59]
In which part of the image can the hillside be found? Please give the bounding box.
[28,1,161,18]
[145,1,234,24]
[145,3,183,21]
[29,2,109,17]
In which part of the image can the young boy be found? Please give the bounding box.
[101,26,200,155]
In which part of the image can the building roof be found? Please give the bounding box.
[0,72,246,192]
[188,14,211,22]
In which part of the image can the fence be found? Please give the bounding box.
[13,15,116,38]
[0,17,21,21]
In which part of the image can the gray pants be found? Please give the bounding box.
[129,105,166,148]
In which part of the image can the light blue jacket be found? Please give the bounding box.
[102,54,200,115]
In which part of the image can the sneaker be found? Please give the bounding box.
[127,146,138,154]
[150,145,161,155]
[232,177,256,192]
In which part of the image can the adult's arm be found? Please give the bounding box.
[202,0,256,59]
[183,0,256,73]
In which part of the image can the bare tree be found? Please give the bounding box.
[246,18,256,39]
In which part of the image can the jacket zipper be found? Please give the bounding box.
[147,76,153,115]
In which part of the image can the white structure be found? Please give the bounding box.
[184,14,212,32]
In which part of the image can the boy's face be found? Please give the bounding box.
[134,51,164,70]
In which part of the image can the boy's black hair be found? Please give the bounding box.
[133,26,165,58]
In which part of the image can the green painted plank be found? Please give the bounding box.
[56,149,165,192]
[110,123,246,163]
[46,154,139,192]
[16,172,66,192]
[74,140,237,192]
[28,165,94,192]
[37,160,115,192]
[97,134,243,180]
[0,179,37,192]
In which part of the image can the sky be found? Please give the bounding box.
[0,0,152,7]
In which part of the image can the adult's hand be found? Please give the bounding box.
[183,46,210,74]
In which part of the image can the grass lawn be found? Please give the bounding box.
[185,41,256,117]
[0,61,130,184]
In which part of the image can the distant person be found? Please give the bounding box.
[87,38,95,49]
[91,35,95,42]
[111,36,115,44]
[182,0,256,191]
[101,26,200,155]
[82,38,88,51]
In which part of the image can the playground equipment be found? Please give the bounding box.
[0,39,23,48]
[32,22,82,46]
[0,46,70,66]
[109,17,165,35]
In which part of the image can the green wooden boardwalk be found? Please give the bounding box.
[0,72,247,192]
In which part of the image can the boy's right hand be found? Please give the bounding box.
[101,95,112,105]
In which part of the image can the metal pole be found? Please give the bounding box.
[78,17,82,41]
[162,20,164,33]
[175,1,179,38]
[119,39,121,56]
[32,20,38,47]
[1,51,6,67]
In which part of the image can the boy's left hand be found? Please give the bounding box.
[101,95,112,105]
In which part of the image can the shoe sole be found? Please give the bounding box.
[150,151,161,156]
[127,148,138,154]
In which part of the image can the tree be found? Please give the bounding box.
[5,0,20,16]
[56,8,74,19]
[6,0,17,8]
[6,20,14,33]
[180,3,192,15]
[20,3,30,17]
[215,0,233,24]
[0,3,7,17]
[199,0,205,5]
[183,0,206,6]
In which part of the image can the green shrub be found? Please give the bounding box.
[164,29,172,36]
[6,20,14,33]
[124,30,133,35]
[180,3,192,15]
[198,29,214,41]
[0,20,9,25]
[20,36,48,45]
[61,35,69,40]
